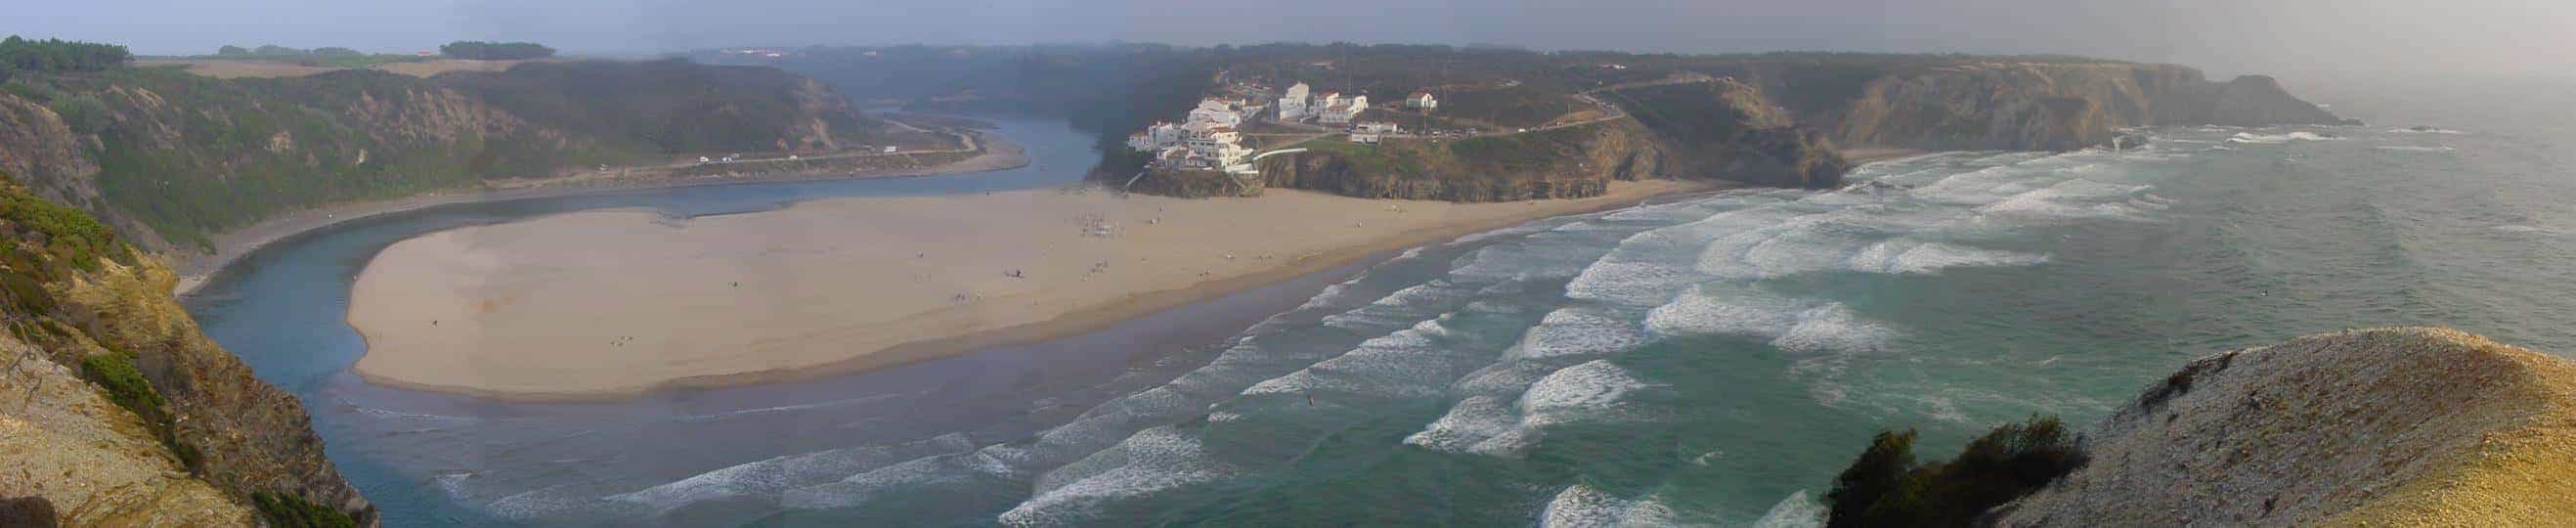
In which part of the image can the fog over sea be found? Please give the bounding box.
[187,77,2576,526]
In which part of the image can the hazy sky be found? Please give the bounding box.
[8,0,2570,78]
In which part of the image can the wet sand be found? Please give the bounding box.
[346,180,1715,400]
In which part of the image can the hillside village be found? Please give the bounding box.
[1125,80,1438,174]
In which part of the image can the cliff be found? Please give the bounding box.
[0,59,893,253]
[1599,78,1850,189]
[1244,116,1663,201]
[0,171,371,526]
[1800,63,2357,152]
[1030,49,2350,200]
[1992,329,2576,526]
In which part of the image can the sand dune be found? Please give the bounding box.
[347,181,1710,399]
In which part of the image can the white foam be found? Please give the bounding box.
[1642,286,1803,338]
[1409,360,1666,458]
[1976,179,2151,221]
[1846,241,2048,275]
[2373,145,2456,153]
[2387,127,2466,134]
[2224,131,2341,144]
[1750,491,1826,528]
[1539,484,1682,527]
[999,426,1236,526]
[1507,308,1646,361]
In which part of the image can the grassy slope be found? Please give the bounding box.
[0,169,367,525]
[6,59,879,250]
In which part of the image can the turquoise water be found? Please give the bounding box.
[185,80,2576,526]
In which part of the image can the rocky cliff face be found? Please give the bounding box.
[1247,117,1661,201]
[1601,78,1851,188]
[1815,63,2356,152]
[1993,328,2576,526]
[0,171,371,526]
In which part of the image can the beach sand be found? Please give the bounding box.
[346,180,1713,400]
[173,127,1022,294]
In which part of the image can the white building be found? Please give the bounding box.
[1278,82,1311,121]
[1355,121,1402,134]
[1407,91,1438,110]
[1319,95,1370,124]
[1127,121,1187,152]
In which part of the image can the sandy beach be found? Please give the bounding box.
[172,128,1024,294]
[345,180,1714,400]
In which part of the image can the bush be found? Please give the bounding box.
[1825,415,2088,527]
[0,178,128,272]
[80,351,164,413]
[439,41,555,61]
[253,491,357,528]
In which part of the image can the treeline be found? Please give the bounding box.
[216,44,367,58]
[440,41,555,60]
[0,36,131,74]
[1825,416,2089,527]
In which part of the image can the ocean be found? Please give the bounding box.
[185,77,2576,526]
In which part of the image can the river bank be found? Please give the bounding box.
[171,127,1028,295]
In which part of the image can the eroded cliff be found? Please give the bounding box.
[1244,116,1663,201]
[1600,78,1850,189]
[1993,328,2576,526]
[0,171,371,526]
[1807,62,2357,152]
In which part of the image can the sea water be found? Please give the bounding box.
[186,78,2576,526]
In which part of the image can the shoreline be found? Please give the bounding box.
[172,128,1030,295]
[344,181,1728,402]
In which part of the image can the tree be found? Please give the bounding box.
[312,47,362,57]
[253,44,302,57]
[438,41,556,61]
[218,45,250,56]
[1824,416,2088,527]
[1827,429,1926,527]
[0,35,132,72]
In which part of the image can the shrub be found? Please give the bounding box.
[1825,415,2088,527]
[80,351,163,413]
[253,491,357,528]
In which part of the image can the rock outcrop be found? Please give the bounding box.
[1244,117,1662,201]
[0,171,373,526]
[1993,328,2576,526]
[1600,78,1850,188]
[1811,63,2357,152]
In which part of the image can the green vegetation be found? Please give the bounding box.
[0,35,130,74]
[439,40,555,60]
[4,54,870,249]
[437,59,863,154]
[78,349,201,472]
[253,491,358,528]
[1826,416,2089,527]
[204,43,424,68]
[10,66,617,248]
[0,181,130,272]
[80,351,164,413]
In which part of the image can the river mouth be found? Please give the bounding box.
[184,100,2576,525]
[181,112,1150,525]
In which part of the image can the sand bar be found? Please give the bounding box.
[347,180,1714,400]
[174,126,1022,294]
